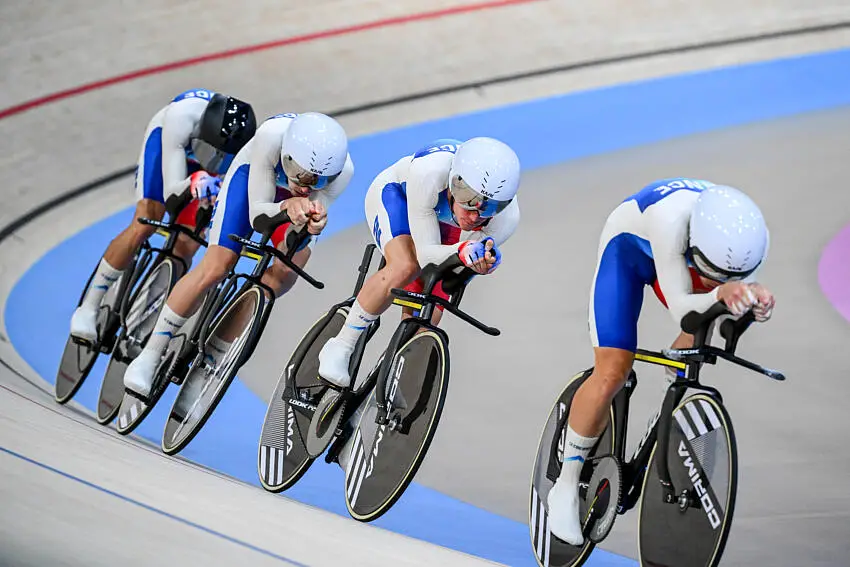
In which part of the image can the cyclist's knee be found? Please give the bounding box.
[130,220,157,245]
[264,262,294,295]
[195,248,234,289]
[384,257,419,288]
[130,199,164,243]
[589,349,634,401]
[174,231,200,261]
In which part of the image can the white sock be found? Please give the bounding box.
[142,305,187,358]
[336,300,378,352]
[205,335,232,366]
[81,258,123,310]
[558,425,600,486]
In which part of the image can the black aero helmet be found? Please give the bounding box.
[192,93,257,174]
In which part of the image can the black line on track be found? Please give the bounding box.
[1,20,847,250]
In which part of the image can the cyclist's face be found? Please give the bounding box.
[696,274,723,291]
[452,201,486,231]
[287,180,313,197]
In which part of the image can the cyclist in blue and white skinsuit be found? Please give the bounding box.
[69,89,256,343]
[547,178,777,546]
[317,137,522,389]
[124,112,354,405]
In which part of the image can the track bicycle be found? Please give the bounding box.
[257,248,500,523]
[91,196,212,425]
[54,193,205,408]
[160,211,322,455]
[528,302,786,567]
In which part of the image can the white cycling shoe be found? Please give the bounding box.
[70,305,99,343]
[546,478,585,546]
[317,337,353,388]
[124,351,159,398]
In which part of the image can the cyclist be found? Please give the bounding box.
[546,178,776,546]
[317,137,522,388]
[123,112,354,402]
[69,89,257,343]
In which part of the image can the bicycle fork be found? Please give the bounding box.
[617,372,689,514]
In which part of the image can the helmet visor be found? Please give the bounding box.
[449,175,512,218]
[281,155,339,190]
[690,247,759,283]
[191,139,234,175]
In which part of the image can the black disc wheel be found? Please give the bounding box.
[162,286,263,455]
[257,306,348,491]
[95,258,175,424]
[528,369,616,567]
[638,393,737,567]
[344,330,448,523]
[55,267,127,404]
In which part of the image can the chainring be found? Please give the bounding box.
[584,455,622,543]
[304,387,346,458]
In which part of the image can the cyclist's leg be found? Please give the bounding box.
[196,222,314,365]
[318,177,420,387]
[261,221,314,298]
[123,171,247,396]
[172,199,206,272]
[395,225,464,329]
[547,230,653,545]
[71,119,166,340]
[396,220,460,328]
[105,199,166,270]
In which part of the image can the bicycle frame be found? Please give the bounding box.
[197,212,323,364]
[118,194,211,328]
[373,256,497,425]
[600,304,784,515]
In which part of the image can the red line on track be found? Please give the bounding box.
[0,0,542,121]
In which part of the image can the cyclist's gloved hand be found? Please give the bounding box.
[749,283,775,322]
[485,238,502,273]
[282,196,314,226]
[190,171,222,202]
[458,237,501,274]
[717,282,756,317]
[307,200,328,235]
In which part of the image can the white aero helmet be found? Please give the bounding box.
[448,137,521,217]
[280,112,348,189]
[688,185,768,282]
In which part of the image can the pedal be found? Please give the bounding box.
[304,388,346,458]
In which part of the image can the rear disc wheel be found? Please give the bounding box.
[257,306,349,492]
[95,258,174,424]
[528,369,615,567]
[55,269,127,404]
